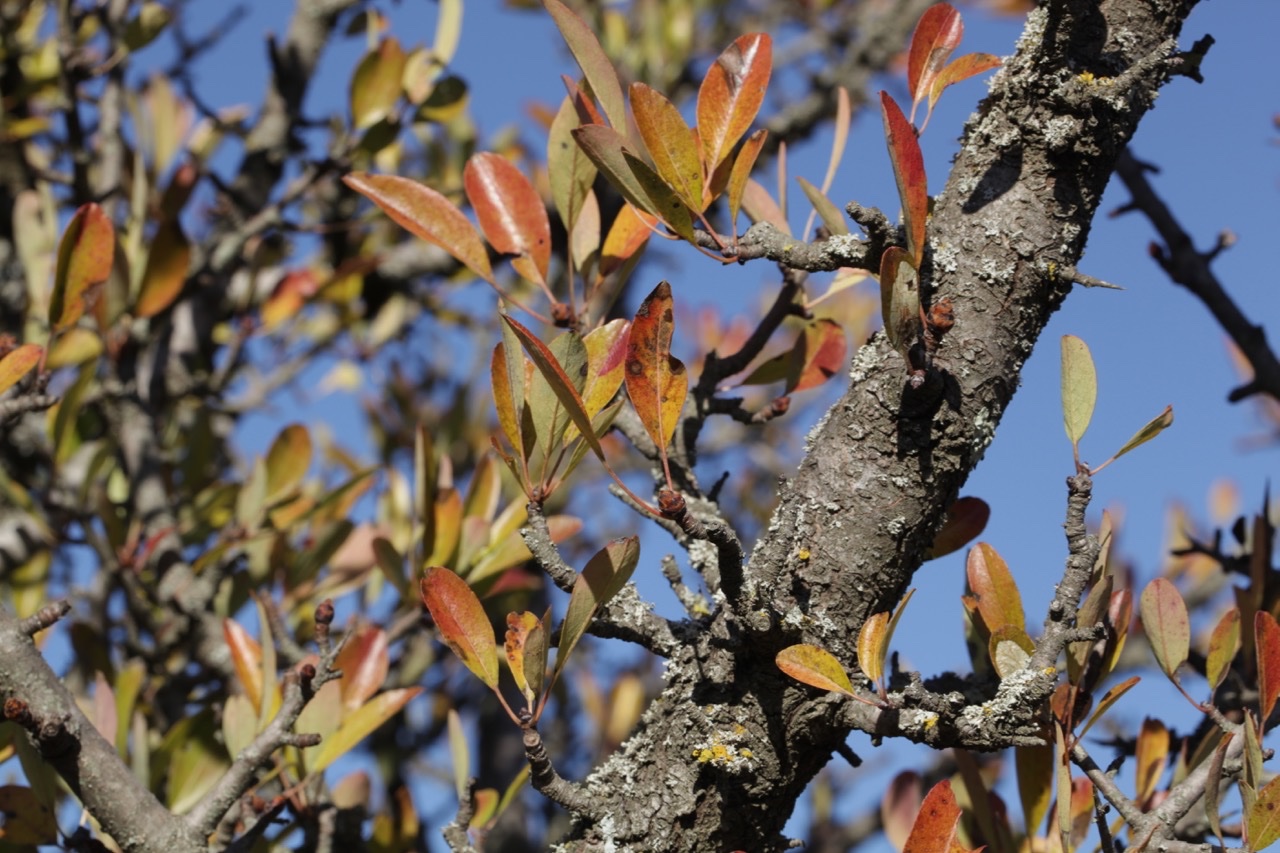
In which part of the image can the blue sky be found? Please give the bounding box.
[139,0,1280,846]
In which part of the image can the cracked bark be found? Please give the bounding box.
[560,1,1199,849]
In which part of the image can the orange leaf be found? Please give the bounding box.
[0,344,43,395]
[775,644,854,697]
[1139,577,1189,682]
[924,53,1002,130]
[790,318,846,393]
[727,129,767,226]
[631,83,703,210]
[926,497,990,560]
[135,220,191,318]
[543,0,628,132]
[343,172,493,283]
[1078,675,1139,740]
[491,340,524,457]
[334,624,389,713]
[880,92,928,266]
[907,4,963,124]
[505,610,548,705]
[625,281,688,452]
[857,611,890,686]
[598,204,657,282]
[1256,611,1280,720]
[1134,717,1169,804]
[903,779,962,853]
[966,542,1025,634]
[463,153,552,287]
[223,619,264,713]
[421,566,500,689]
[568,318,629,442]
[697,34,772,174]
[50,203,115,331]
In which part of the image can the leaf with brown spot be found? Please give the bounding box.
[902,779,962,853]
[631,82,702,211]
[625,281,688,454]
[464,152,552,287]
[698,34,772,174]
[775,644,855,697]
[50,203,115,331]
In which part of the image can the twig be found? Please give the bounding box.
[523,726,601,819]
[442,778,480,853]
[18,600,72,636]
[1115,150,1280,404]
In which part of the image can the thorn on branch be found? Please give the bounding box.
[19,600,72,636]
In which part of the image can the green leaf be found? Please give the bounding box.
[309,687,422,774]
[548,93,598,237]
[1060,335,1096,448]
[543,0,627,132]
[571,124,695,241]
[264,423,311,503]
[1109,405,1174,464]
[350,38,407,129]
[556,536,641,673]
[1206,607,1241,694]
[420,567,500,688]
[1140,577,1189,682]
[526,330,589,460]
[776,644,855,697]
[796,177,850,237]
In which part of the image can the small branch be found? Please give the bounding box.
[0,393,59,424]
[661,555,709,618]
[1029,474,1098,673]
[1071,742,1146,828]
[1057,264,1123,290]
[1115,150,1280,405]
[523,726,601,819]
[18,600,71,636]
[700,222,877,272]
[442,778,480,853]
[658,489,747,611]
[522,503,679,657]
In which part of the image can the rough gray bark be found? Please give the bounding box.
[562,1,1199,849]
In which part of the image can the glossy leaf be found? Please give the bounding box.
[344,172,493,283]
[631,83,702,210]
[264,423,311,502]
[727,129,768,227]
[557,536,641,671]
[1140,577,1189,681]
[880,92,928,266]
[882,771,923,852]
[505,610,548,706]
[223,619,264,713]
[1206,607,1241,694]
[925,53,1002,128]
[925,496,990,559]
[543,0,627,132]
[775,644,855,697]
[1078,675,1140,740]
[309,687,423,774]
[1256,611,1280,721]
[1060,335,1096,447]
[350,38,406,129]
[697,34,772,173]
[907,3,963,124]
[1134,717,1169,803]
[625,282,687,453]
[548,93,598,237]
[857,611,891,686]
[796,177,850,237]
[902,779,961,853]
[50,202,115,331]
[135,220,190,318]
[880,246,920,358]
[1110,405,1174,463]
[334,624,389,713]
[967,542,1025,634]
[0,344,43,395]
[464,152,551,286]
[502,314,613,474]
[421,567,500,689]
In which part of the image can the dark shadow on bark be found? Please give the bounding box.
[962,145,1024,214]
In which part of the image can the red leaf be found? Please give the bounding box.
[903,779,962,853]
[926,496,990,559]
[1139,577,1189,682]
[50,203,115,331]
[420,566,500,689]
[344,172,493,283]
[924,53,1002,130]
[790,318,847,393]
[543,0,627,132]
[880,92,928,266]
[1256,611,1280,720]
[907,4,963,124]
[727,129,767,227]
[966,542,1024,634]
[464,153,552,286]
[625,281,688,452]
[334,624,390,712]
[697,34,772,175]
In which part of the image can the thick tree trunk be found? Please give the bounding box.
[567,1,1199,849]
